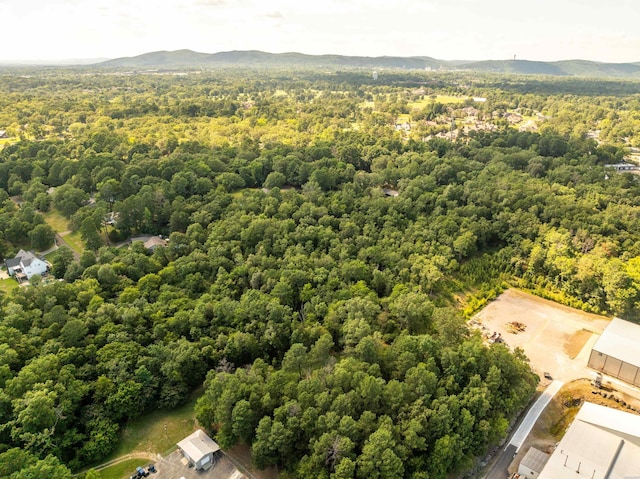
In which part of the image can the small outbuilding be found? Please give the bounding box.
[143,236,167,252]
[518,447,550,479]
[176,429,220,471]
[0,130,8,138]
[588,317,640,387]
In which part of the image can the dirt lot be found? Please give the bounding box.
[473,289,611,382]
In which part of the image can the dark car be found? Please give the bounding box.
[543,372,553,380]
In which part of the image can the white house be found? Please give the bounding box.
[176,429,220,471]
[5,250,48,281]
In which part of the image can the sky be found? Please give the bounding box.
[1,0,639,63]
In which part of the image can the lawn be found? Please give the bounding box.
[44,209,70,233]
[0,277,19,293]
[409,95,468,110]
[97,459,147,479]
[0,137,16,149]
[106,388,203,461]
[63,230,85,254]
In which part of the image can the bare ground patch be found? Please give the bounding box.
[564,329,592,359]
[225,444,278,479]
[473,289,610,382]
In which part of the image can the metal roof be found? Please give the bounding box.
[538,402,640,479]
[592,317,640,368]
[177,429,220,462]
[520,447,550,473]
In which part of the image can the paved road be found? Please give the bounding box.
[483,380,563,479]
[54,233,80,260]
[484,444,516,479]
[509,380,563,451]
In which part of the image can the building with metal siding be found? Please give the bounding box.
[588,317,640,387]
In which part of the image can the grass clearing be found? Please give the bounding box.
[409,95,468,110]
[44,209,70,233]
[106,388,203,461]
[0,278,19,293]
[63,230,85,254]
[0,138,17,149]
[98,459,147,479]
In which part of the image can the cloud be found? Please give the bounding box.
[264,11,284,19]
[194,0,228,6]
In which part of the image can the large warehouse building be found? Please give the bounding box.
[588,317,640,387]
[537,402,640,479]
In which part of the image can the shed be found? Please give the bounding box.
[518,447,549,479]
[143,236,167,252]
[0,130,8,138]
[588,317,640,387]
[176,429,220,471]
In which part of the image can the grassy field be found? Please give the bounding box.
[409,95,468,110]
[0,277,19,293]
[0,138,16,149]
[44,209,70,233]
[106,388,203,461]
[63,230,85,254]
[98,459,147,479]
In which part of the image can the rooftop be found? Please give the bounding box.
[520,447,550,473]
[5,249,40,268]
[592,317,640,367]
[538,402,640,479]
[177,429,220,462]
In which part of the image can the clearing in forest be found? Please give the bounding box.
[473,289,610,382]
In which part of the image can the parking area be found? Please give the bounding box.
[473,289,611,382]
[153,450,246,479]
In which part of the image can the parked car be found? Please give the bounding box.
[543,372,553,380]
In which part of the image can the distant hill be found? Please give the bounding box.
[460,59,640,77]
[94,50,640,78]
[96,50,447,71]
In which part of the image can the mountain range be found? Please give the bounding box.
[95,50,640,78]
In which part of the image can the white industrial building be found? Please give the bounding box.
[588,317,640,387]
[537,402,640,479]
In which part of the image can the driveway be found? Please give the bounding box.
[483,381,563,479]
[154,450,246,479]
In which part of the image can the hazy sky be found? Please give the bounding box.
[1,0,639,63]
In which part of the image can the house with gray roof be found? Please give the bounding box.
[5,249,48,281]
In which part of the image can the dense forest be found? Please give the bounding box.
[0,68,640,478]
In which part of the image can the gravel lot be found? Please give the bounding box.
[473,289,610,383]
